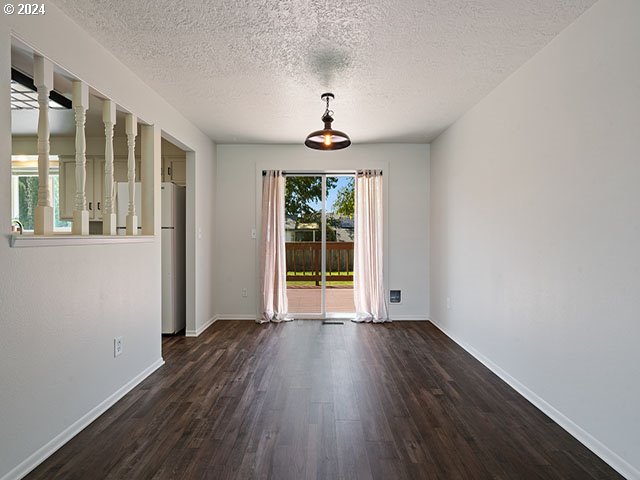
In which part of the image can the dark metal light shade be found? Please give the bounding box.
[305,116,351,150]
[305,94,351,151]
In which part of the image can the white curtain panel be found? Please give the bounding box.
[353,170,390,323]
[259,171,291,323]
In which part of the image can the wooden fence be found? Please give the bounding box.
[286,242,354,283]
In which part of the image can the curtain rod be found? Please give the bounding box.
[262,170,382,176]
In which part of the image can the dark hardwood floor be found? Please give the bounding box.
[27,321,623,480]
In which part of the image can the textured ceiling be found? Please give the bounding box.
[51,0,596,144]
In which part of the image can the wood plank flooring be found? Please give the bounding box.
[26,321,623,480]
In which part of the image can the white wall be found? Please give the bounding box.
[215,144,429,320]
[429,0,640,477]
[0,4,216,479]
[189,146,217,335]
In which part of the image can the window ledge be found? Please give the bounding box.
[10,233,155,248]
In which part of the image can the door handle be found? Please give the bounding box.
[89,202,92,211]
[97,202,101,210]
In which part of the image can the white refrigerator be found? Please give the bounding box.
[115,182,186,334]
[161,183,186,334]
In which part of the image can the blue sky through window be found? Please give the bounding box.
[308,176,353,213]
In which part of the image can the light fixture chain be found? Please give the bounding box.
[323,95,333,118]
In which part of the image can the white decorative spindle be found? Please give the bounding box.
[33,55,54,235]
[140,124,160,236]
[102,100,117,235]
[125,114,138,235]
[72,80,89,235]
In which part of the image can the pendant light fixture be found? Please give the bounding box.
[305,93,351,150]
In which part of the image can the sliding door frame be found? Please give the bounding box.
[282,171,356,320]
[254,160,389,323]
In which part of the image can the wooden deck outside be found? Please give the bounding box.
[287,286,355,314]
[286,241,355,314]
[286,241,354,284]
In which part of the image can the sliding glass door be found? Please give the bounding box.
[285,174,355,318]
[325,176,355,315]
[285,175,323,314]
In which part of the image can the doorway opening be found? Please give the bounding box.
[284,174,355,318]
[159,137,187,336]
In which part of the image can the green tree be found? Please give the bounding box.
[285,176,337,224]
[332,181,354,219]
[18,176,38,231]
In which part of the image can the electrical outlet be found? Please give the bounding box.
[242,288,248,298]
[114,336,123,357]
[250,228,257,239]
[446,297,451,310]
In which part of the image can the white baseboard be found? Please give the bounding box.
[429,320,639,480]
[185,315,218,337]
[213,315,429,322]
[205,315,429,322]
[2,358,165,480]
[215,314,258,321]
[390,315,429,321]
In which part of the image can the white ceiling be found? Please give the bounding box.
[51,0,596,144]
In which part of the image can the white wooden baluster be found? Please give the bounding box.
[102,100,117,235]
[71,80,89,235]
[33,55,54,235]
[140,124,160,236]
[125,114,138,235]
